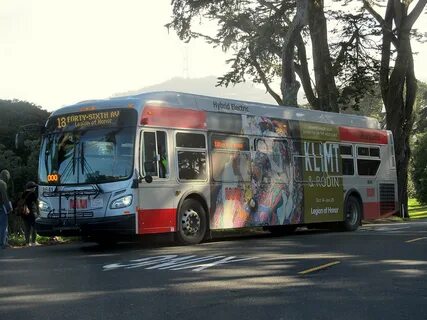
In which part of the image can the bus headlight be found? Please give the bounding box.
[38,200,51,212]
[110,195,133,209]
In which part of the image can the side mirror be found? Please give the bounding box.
[131,174,153,188]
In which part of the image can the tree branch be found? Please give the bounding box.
[295,35,318,108]
[332,30,358,76]
[257,0,280,12]
[249,48,284,105]
[406,0,427,30]
[363,0,399,48]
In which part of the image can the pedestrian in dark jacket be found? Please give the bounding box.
[0,169,12,249]
[21,181,38,246]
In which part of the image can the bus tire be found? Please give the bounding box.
[342,195,362,231]
[176,198,207,245]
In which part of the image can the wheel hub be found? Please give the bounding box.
[346,202,358,225]
[182,209,201,236]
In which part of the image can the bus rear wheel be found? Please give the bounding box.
[342,195,362,231]
[176,199,207,245]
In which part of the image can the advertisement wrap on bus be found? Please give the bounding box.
[33,91,397,244]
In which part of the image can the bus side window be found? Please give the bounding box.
[157,131,168,178]
[143,132,157,176]
[340,145,354,176]
[176,132,207,181]
[142,131,168,178]
[356,146,381,176]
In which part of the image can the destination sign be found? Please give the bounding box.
[46,108,137,132]
[211,134,249,151]
[56,110,120,129]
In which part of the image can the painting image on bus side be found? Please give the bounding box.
[211,116,304,229]
[297,122,344,223]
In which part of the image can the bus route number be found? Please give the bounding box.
[57,117,67,129]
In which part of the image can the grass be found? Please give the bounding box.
[408,198,427,219]
[7,233,78,247]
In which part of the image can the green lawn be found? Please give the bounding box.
[408,198,427,219]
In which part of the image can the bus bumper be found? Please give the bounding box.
[35,214,136,237]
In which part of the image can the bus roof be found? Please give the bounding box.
[53,91,380,130]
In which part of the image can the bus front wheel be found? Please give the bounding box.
[342,196,362,231]
[176,199,207,245]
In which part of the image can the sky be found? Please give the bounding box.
[1,0,426,111]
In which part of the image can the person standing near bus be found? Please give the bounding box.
[20,181,39,246]
[0,169,13,249]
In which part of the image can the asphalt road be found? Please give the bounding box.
[1,220,427,320]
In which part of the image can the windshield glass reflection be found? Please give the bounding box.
[39,127,135,185]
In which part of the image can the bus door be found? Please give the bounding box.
[138,129,177,234]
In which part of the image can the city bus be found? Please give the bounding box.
[35,91,398,244]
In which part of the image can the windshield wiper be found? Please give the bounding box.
[79,141,103,193]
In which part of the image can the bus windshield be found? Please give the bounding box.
[39,126,135,185]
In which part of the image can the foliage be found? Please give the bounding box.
[167,0,382,111]
[411,133,427,204]
[0,99,50,234]
[413,81,427,134]
[0,99,49,150]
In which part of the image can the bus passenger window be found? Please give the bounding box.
[342,158,354,175]
[357,159,380,176]
[357,147,369,156]
[340,145,354,176]
[176,132,207,181]
[369,147,380,157]
[178,151,207,180]
[142,130,168,178]
[143,132,157,176]
[157,131,168,178]
[356,146,381,176]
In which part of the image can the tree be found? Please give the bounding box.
[363,0,427,217]
[411,133,427,204]
[168,0,427,217]
[413,81,427,134]
[167,0,381,112]
[0,100,50,234]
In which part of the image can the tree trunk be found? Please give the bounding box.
[281,0,309,106]
[307,0,339,112]
[365,0,426,218]
[383,12,417,218]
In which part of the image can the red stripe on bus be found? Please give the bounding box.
[363,202,381,220]
[363,202,398,220]
[140,105,206,129]
[137,208,177,234]
[339,127,388,144]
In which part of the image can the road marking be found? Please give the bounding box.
[298,261,341,275]
[362,226,410,232]
[405,237,427,243]
[103,254,256,272]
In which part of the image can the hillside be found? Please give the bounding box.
[0,100,50,149]
[113,76,277,105]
